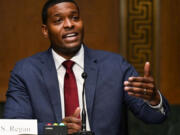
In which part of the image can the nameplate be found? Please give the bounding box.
[0,119,37,135]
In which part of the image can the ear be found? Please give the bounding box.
[41,24,49,38]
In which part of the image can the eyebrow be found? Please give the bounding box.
[52,11,79,17]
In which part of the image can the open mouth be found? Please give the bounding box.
[62,32,78,39]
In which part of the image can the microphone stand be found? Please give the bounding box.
[75,73,94,135]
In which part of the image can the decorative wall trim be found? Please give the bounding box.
[126,0,155,76]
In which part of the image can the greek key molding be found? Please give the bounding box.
[127,0,154,75]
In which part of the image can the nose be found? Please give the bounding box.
[64,18,74,29]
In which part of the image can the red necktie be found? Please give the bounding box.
[63,60,79,117]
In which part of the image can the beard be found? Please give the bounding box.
[51,43,82,59]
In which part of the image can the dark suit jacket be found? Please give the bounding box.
[4,45,169,135]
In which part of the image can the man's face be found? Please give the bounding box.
[42,2,84,58]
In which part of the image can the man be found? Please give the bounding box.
[4,0,169,135]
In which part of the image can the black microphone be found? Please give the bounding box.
[75,72,94,135]
[81,72,88,132]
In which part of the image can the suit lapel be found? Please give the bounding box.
[84,46,98,127]
[41,49,62,122]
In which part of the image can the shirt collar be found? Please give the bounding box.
[52,45,84,70]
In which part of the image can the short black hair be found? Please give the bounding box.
[42,0,79,25]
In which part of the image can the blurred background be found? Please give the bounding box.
[0,0,180,134]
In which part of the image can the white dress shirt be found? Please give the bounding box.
[52,45,91,130]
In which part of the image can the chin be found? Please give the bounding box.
[68,43,81,51]
[60,43,81,55]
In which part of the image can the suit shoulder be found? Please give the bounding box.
[12,50,49,73]
[89,49,126,63]
[87,48,137,75]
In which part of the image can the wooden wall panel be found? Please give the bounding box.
[0,0,120,102]
[77,0,120,52]
[0,0,49,102]
[160,0,180,104]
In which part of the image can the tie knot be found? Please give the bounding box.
[63,60,75,70]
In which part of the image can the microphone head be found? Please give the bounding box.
[81,72,88,79]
